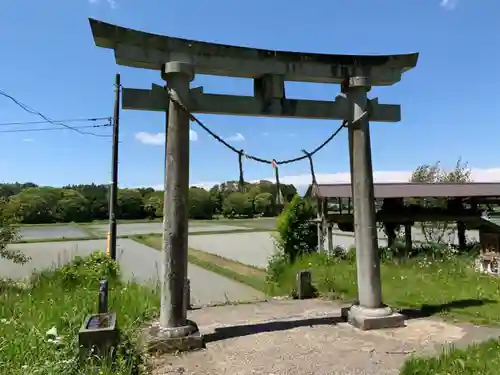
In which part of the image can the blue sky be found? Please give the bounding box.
[1,0,499,190]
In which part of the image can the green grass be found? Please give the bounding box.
[0,252,160,374]
[401,339,500,375]
[269,252,500,325]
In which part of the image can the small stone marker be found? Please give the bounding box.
[78,279,119,362]
[296,270,314,299]
[98,279,108,313]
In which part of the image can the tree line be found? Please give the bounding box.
[0,180,297,224]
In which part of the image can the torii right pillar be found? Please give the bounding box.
[343,75,405,330]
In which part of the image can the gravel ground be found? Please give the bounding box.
[18,226,89,240]
[86,223,247,236]
[3,239,263,306]
[153,298,500,375]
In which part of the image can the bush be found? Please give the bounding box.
[222,192,253,218]
[266,195,317,291]
[376,242,479,263]
[0,198,30,265]
[189,187,214,219]
[253,192,275,217]
[275,195,317,264]
[0,252,159,374]
[53,251,120,286]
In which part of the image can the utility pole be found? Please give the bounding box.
[108,73,121,260]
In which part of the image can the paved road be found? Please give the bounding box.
[3,239,264,306]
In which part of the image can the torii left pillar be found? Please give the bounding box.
[343,75,405,330]
[147,61,203,353]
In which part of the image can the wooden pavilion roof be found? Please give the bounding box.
[310,182,500,199]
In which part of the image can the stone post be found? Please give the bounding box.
[317,221,324,252]
[386,223,397,248]
[457,221,466,250]
[405,224,412,253]
[317,198,325,252]
[344,76,404,330]
[327,223,334,255]
[146,61,202,352]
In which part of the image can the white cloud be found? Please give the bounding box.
[271,168,500,187]
[89,0,118,9]
[135,132,163,146]
[190,130,199,141]
[440,0,457,10]
[262,132,270,136]
[23,138,34,143]
[135,130,198,145]
[225,133,245,142]
[186,167,500,191]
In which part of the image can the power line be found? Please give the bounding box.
[0,117,111,127]
[0,89,112,137]
[0,123,111,134]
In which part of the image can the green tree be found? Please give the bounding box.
[188,187,213,219]
[143,191,163,219]
[208,184,224,215]
[9,187,61,223]
[253,192,275,217]
[410,158,472,244]
[222,192,253,218]
[275,195,317,263]
[0,198,30,264]
[66,184,108,220]
[56,189,89,222]
[117,189,144,219]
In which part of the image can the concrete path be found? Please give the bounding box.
[152,298,500,375]
[3,239,263,306]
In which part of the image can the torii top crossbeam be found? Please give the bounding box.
[88,18,418,86]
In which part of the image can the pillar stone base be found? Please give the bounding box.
[143,320,204,354]
[347,305,405,331]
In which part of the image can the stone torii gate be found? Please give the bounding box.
[89,18,418,347]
